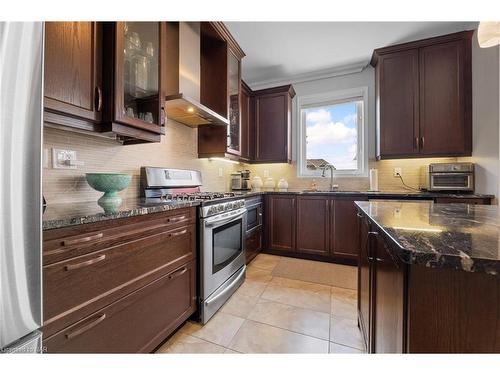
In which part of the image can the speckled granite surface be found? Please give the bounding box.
[43,190,494,231]
[355,201,500,274]
[43,198,200,230]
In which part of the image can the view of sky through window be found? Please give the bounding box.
[304,101,359,171]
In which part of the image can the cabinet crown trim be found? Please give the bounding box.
[370,30,474,67]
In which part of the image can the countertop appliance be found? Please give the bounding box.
[421,162,475,192]
[0,22,43,353]
[231,170,251,191]
[140,167,247,324]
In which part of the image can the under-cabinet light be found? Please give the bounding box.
[209,157,240,165]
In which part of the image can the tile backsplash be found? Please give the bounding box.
[43,121,239,204]
[43,122,469,205]
[242,157,461,192]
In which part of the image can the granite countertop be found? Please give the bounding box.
[255,189,494,199]
[42,198,200,230]
[355,200,500,274]
[43,190,494,231]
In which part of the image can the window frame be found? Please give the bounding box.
[296,87,368,178]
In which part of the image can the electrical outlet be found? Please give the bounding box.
[393,167,402,177]
[263,170,269,178]
[218,168,223,177]
[52,148,78,169]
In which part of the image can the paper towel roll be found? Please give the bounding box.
[369,169,379,191]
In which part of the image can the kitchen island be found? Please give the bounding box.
[355,201,500,353]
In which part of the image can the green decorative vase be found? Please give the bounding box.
[85,173,132,213]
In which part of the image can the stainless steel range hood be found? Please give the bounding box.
[165,22,228,128]
[165,94,229,127]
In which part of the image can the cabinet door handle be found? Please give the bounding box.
[64,254,106,271]
[65,314,106,340]
[421,137,425,150]
[356,212,363,218]
[63,232,103,246]
[95,86,102,112]
[167,215,186,223]
[168,267,188,280]
[414,137,419,150]
[169,228,187,238]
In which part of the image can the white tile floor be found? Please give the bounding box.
[156,254,365,354]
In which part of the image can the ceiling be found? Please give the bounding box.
[225,22,477,88]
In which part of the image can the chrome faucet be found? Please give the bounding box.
[321,164,339,191]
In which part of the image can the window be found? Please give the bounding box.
[297,88,367,177]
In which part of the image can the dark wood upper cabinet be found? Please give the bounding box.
[44,22,102,131]
[240,81,254,161]
[197,22,245,159]
[419,39,471,156]
[376,50,419,158]
[102,22,165,143]
[296,196,330,256]
[371,30,473,159]
[265,194,296,252]
[253,85,295,163]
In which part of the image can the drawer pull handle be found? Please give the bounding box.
[65,314,106,340]
[63,233,103,246]
[168,267,188,280]
[65,254,106,271]
[167,216,186,223]
[169,229,187,238]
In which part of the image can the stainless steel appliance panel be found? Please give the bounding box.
[0,22,43,350]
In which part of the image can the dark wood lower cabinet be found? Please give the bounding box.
[358,210,500,353]
[42,208,197,353]
[264,194,363,264]
[373,235,405,353]
[296,196,330,256]
[246,229,262,264]
[44,260,196,353]
[331,198,367,263]
[265,194,296,253]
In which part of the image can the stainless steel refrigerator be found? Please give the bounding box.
[0,22,43,353]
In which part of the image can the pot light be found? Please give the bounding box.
[187,107,195,113]
[478,22,500,48]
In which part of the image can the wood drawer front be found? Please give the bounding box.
[43,207,195,265]
[44,260,196,353]
[43,223,195,336]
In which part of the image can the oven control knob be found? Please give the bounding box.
[217,205,224,212]
[207,206,215,215]
[225,203,232,210]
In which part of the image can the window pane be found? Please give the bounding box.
[304,101,360,171]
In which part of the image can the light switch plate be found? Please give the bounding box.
[52,148,77,169]
[393,167,402,177]
[43,148,50,169]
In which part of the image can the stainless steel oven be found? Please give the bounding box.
[421,163,475,192]
[200,200,247,323]
[245,196,262,237]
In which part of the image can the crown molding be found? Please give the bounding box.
[245,61,368,91]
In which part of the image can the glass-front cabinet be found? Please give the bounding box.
[114,22,164,132]
[227,51,241,156]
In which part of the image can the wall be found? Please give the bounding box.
[43,120,239,204]
[244,32,500,197]
[458,31,499,197]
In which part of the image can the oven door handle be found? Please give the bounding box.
[204,266,246,307]
[204,209,246,228]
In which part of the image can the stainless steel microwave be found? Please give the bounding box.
[420,163,475,192]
